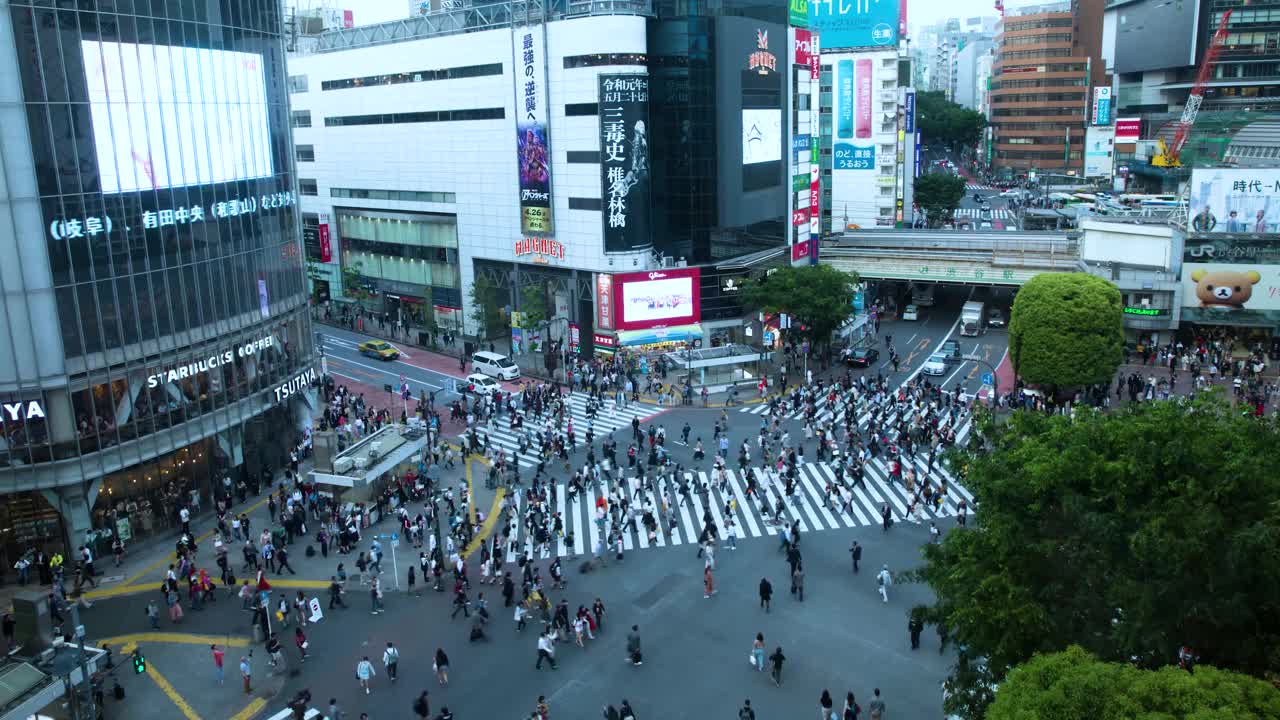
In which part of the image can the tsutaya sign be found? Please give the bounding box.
[146,336,275,388]
[274,367,318,403]
[2,401,45,422]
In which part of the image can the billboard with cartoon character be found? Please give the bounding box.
[1181,236,1280,326]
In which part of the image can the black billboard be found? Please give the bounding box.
[599,74,653,252]
[1114,0,1200,74]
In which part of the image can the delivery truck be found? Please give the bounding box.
[960,301,985,337]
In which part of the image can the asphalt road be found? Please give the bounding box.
[84,301,1011,720]
[318,325,469,403]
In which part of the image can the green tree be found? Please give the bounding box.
[518,285,548,331]
[468,275,505,339]
[987,646,1280,720]
[914,172,966,227]
[915,399,1280,719]
[341,259,367,301]
[1008,272,1124,392]
[742,265,858,352]
[917,90,987,147]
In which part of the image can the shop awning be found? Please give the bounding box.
[616,324,703,347]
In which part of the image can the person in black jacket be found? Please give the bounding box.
[758,578,773,613]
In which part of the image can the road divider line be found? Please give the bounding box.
[229,697,268,720]
[146,662,204,720]
[99,632,252,651]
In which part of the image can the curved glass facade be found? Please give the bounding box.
[2,2,314,470]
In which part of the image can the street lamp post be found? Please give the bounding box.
[961,348,1001,405]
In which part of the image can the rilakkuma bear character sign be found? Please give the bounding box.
[1191,268,1262,309]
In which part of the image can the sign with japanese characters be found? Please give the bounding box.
[47,191,296,242]
[1188,169,1280,235]
[598,74,652,253]
[596,273,614,330]
[834,143,875,170]
[513,27,554,236]
[811,0,900,49]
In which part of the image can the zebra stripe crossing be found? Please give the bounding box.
[497,453,975,564]
[457,393,665,468]
[953,208,1014,220]
[965,183,992,190]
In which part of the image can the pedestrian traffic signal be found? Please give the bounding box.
[132,650,146,674]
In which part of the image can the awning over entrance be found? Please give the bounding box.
[616,324,703,347]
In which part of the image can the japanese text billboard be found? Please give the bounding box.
[513,27,553,235]
[811,0,900,50]
[599,74,653,252]
[1188,168,1280,235]
[612,268,701,330]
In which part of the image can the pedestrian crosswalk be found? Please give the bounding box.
[457,393,665,469]
[497,455,975,565]
[954,208,1014,220]
[965,183,992,191]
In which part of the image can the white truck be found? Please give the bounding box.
[960,301,985,337]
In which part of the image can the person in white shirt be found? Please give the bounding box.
[382,642,399,681]
[356,656,376,694]
[876,565,893,603]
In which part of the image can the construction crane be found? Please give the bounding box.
[1152,8,1233,167]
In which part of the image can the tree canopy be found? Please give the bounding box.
[916,90,986,147]
[742,264,858,347]
[918,399,1280,718]
[987,646,1280,720]
[914,172,967,227]
[1008,272,1124,390]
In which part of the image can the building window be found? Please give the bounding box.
[288,75,308,93]
[300,179,318,196]
[324,108,505,127]
[565,103,599,116]
[879,207,894,216]
[296,145,315,162]
[291,110,312,128]
[566,151,600,163]
[563,53,648,68]
[568,197,602,211]
[320,63,503,91]
[331,188,457,203]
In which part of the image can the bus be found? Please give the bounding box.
[1118,193,1181,208]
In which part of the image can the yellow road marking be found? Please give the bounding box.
[98,632,251,651]
[147,662,203,720]
[88,495,272,598]
[463,486,506,559]
[228,697,267,720]
[88,578,330,600]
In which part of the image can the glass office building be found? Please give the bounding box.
[0,1,316,566]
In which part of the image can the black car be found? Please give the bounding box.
[939,340,962,362]
[845,348,880,367]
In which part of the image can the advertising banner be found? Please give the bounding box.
[837,59,854,139]
[904,90,915,134]
[1115,117,1141,142]
[913,130,921,178]
[514,27,554,236]
[1181,237,1280,325]
[834,144,875,170]
[792,208,810,225]
[796,29,812,66]
[595,273,614,330]
[1084,126,1115,178]
[793,173,810,192]
[318,222,332,263]
[612,268,701,330]
[598,74,652,252]
[811,0,900,49]
[1092,86,1113,126]
[810,33,821,79]
[855,58,872,139]
[1188,169,1280,235]
[792,240,814,263]
[790,0,809,27]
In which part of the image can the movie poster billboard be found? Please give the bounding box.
[514,26,553,235]
[599,74,653,252]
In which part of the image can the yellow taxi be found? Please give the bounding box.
[358,340,400,361]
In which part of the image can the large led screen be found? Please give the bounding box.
[82,40,274,194]
[742,108,782,165]
[614,268,701,330]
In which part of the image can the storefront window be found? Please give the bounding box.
[0,395,52,466]
[0,491,64,578]
[94,440,219,544]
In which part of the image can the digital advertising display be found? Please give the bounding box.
[1189,168,1280,235]
[82,41,274,194]
[613,268,702,330]
[811,0,900,50]
[1181,235,1280,326]
[743,108,783,165]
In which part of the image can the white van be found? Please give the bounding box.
[471,351,520,380]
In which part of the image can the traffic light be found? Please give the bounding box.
[132,650,146,674]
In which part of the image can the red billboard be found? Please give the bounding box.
[855,58,872,139]
[1115,117,1141,143]
[612,268,701,330]
[318,223,332,263]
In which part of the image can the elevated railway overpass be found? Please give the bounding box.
[821,231,1081,286]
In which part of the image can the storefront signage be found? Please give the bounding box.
[789,0,809,27]
[593,333,616,348]
[791,208,810,226]
[514,26,554,236]
[598,74,652,252]
[1115,118,1141,143]
[791,240,814,262]
[1092,86,1112,126]
[795,29,812,66]
[904,90,915,133]
[514,237,566,260]
[596,273,614,330]
[809,33,820,80]
[793,173,809,192]
[748,29,777,75]
[146,336,275,388]
[1123,306,1167,316]
[48,191,296,242]
[274,367,318,403]
[318,221,332,263]
[569,323,581,353]
[2,400,45,422]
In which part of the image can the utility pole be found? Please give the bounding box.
[69,603,96,720]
